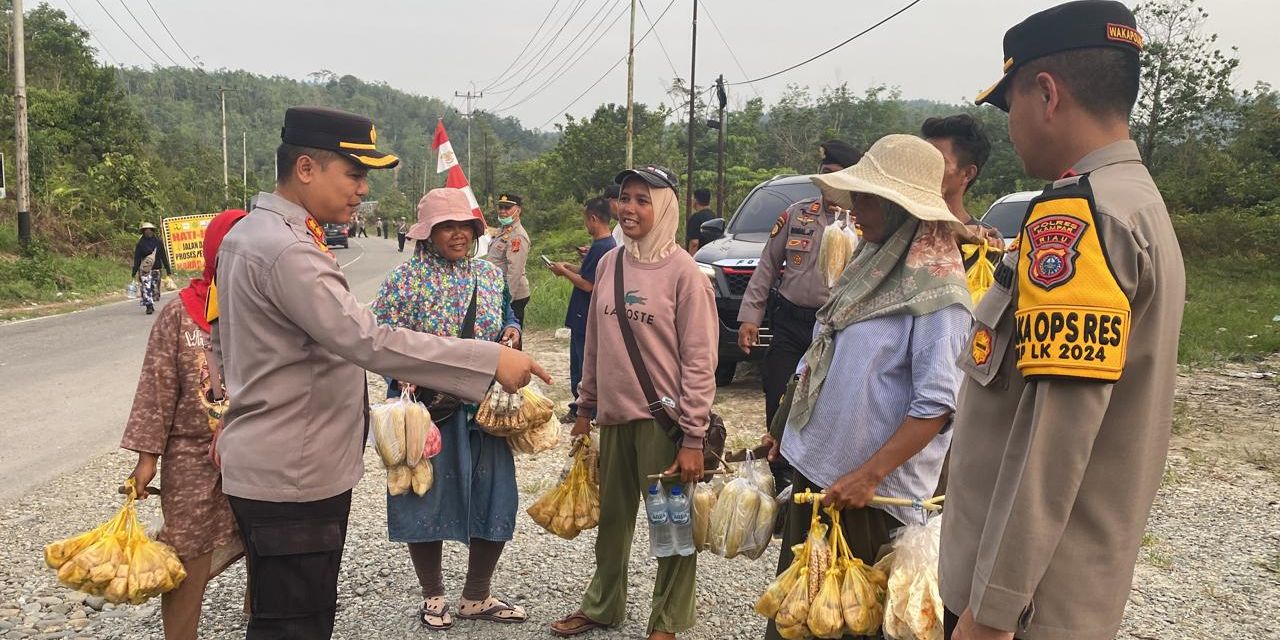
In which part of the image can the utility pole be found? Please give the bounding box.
[13,0,31,248]
[211,86,238,203]
[453,86,482,177]
[715,75,727,220]
[624,0,637,169]
[242,131,248,210]
[684,0,698,213]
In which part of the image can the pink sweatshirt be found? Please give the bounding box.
[577,248,718,448]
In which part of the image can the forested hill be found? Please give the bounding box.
[116,67,556,212]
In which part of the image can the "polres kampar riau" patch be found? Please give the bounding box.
[1015,182,1130,382]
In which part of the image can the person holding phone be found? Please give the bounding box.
[548,197,617,424]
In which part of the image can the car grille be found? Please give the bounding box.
[722,267,754,296]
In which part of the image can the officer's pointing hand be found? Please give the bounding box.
[495,346,552,393]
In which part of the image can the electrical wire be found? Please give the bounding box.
[490,0,629,113]
[480,0,564,91]
[90,0,162,66]
[484,0,594,94]
[698,1,760,98]
[142,0,199,68]
[536,0,678,128]
[488,0,618,103]
[638,0,680,79]
[60,0,121,65]
[114,0,181,66]
[726,0,925,86]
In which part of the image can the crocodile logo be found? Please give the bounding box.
[624,290,647,306]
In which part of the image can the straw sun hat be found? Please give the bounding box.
[811,134,954,223]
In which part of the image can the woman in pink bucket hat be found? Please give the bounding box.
[371,188,527,630]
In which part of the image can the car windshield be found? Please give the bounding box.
[981,199,1032,238]
[728,181,819,234]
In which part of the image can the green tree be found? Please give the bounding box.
[1133,0,1239,167]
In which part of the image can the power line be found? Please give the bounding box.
[698,1,760,98]
[142,0,200,67]
[490,0,629,114]
[727,0,925,86]
[59,0,121,65]
[114,0,181,66]
[479,0,565,91]
[488,0,618,104]
[537,0,679,129]
[485,0,594,94]
[90,0,161,66]
[638,0,680,80]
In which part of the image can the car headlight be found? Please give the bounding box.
[697,263,717,280]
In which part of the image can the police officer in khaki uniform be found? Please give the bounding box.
[486,193,532,325]
[939,3,1185,639]
[212,107,549,640]
[738,140,862,429]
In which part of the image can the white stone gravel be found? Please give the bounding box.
[0,336,1274,639]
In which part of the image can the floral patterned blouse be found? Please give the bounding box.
[371,253,518,343]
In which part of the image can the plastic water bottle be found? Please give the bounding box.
[645,483,675,557]
[126,281,139,299]
[666,485,696,556]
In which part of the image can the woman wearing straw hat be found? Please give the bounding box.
[370,188,527,631]
[762,134,974,640]
[551,165,717,639]
[131,221,173,315]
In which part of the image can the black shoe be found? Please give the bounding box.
[145,304,154,315]
[559,411,577,425]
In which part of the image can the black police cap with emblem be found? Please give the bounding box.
[281,106,400,169]
[497,193,523,207]
[975,0,1143,112]
[614,164,679,194]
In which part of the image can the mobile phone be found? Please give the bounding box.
[540,255,553,267]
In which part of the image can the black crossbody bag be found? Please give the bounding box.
[612,252,726,471]
[407,287,478,422]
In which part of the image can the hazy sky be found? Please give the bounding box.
[55,0,1278,131]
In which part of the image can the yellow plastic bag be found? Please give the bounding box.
[836,529,887,636]
[754,543,804,619]
[961,241,995,306]
[45,480,186,605]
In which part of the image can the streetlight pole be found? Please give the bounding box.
[684,0,698,213]
[625,0,637,169]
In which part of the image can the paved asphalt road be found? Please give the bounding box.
[0,233,409,506]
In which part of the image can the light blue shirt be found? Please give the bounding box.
[781,303,971,525]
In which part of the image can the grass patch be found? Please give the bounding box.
[0,241,133,312]
[1174,211,1280,364]
[523,267,574,331]
[1139,532,1174,570]
[1170,399,1192,436]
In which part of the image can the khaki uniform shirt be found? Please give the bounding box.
[486,221,531,300]
[737,198,837,325]
[939,140,1186,639]
[213,192,501,503]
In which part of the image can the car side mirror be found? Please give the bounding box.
[700,218,726,243]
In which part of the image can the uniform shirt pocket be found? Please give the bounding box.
[958,281,1014,388]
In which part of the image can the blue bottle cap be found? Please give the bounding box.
[669,485,684,496]
[649,484,661,494]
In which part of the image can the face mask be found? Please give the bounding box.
[498,215,515,226]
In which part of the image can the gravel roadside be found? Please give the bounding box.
[0,333,1275,640]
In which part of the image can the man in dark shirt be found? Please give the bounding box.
[550,197,617,422]
[685,188,716,254]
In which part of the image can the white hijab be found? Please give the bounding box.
[621,179,680,263]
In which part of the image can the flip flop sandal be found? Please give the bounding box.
[418,597,453,631]
[549,609,609,637]
[456,596,528,624]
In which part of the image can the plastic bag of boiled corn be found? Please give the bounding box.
[707,453,776,559]
[877,515,944,640]
[526,435,600,539]
[44,480,187,605]
[817,208,859,288]
[373,396,440,496]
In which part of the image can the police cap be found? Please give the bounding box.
[281,106,400,169]
[497,193,523,207]
[975,0,1143,111]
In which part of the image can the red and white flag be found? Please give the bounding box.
[432,120,486,225]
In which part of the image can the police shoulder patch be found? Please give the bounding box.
[971,327,993,366]
[1015,184,1130,382]
[511,238,522,252]
[808,201,821,214]
[770,212,789,238]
